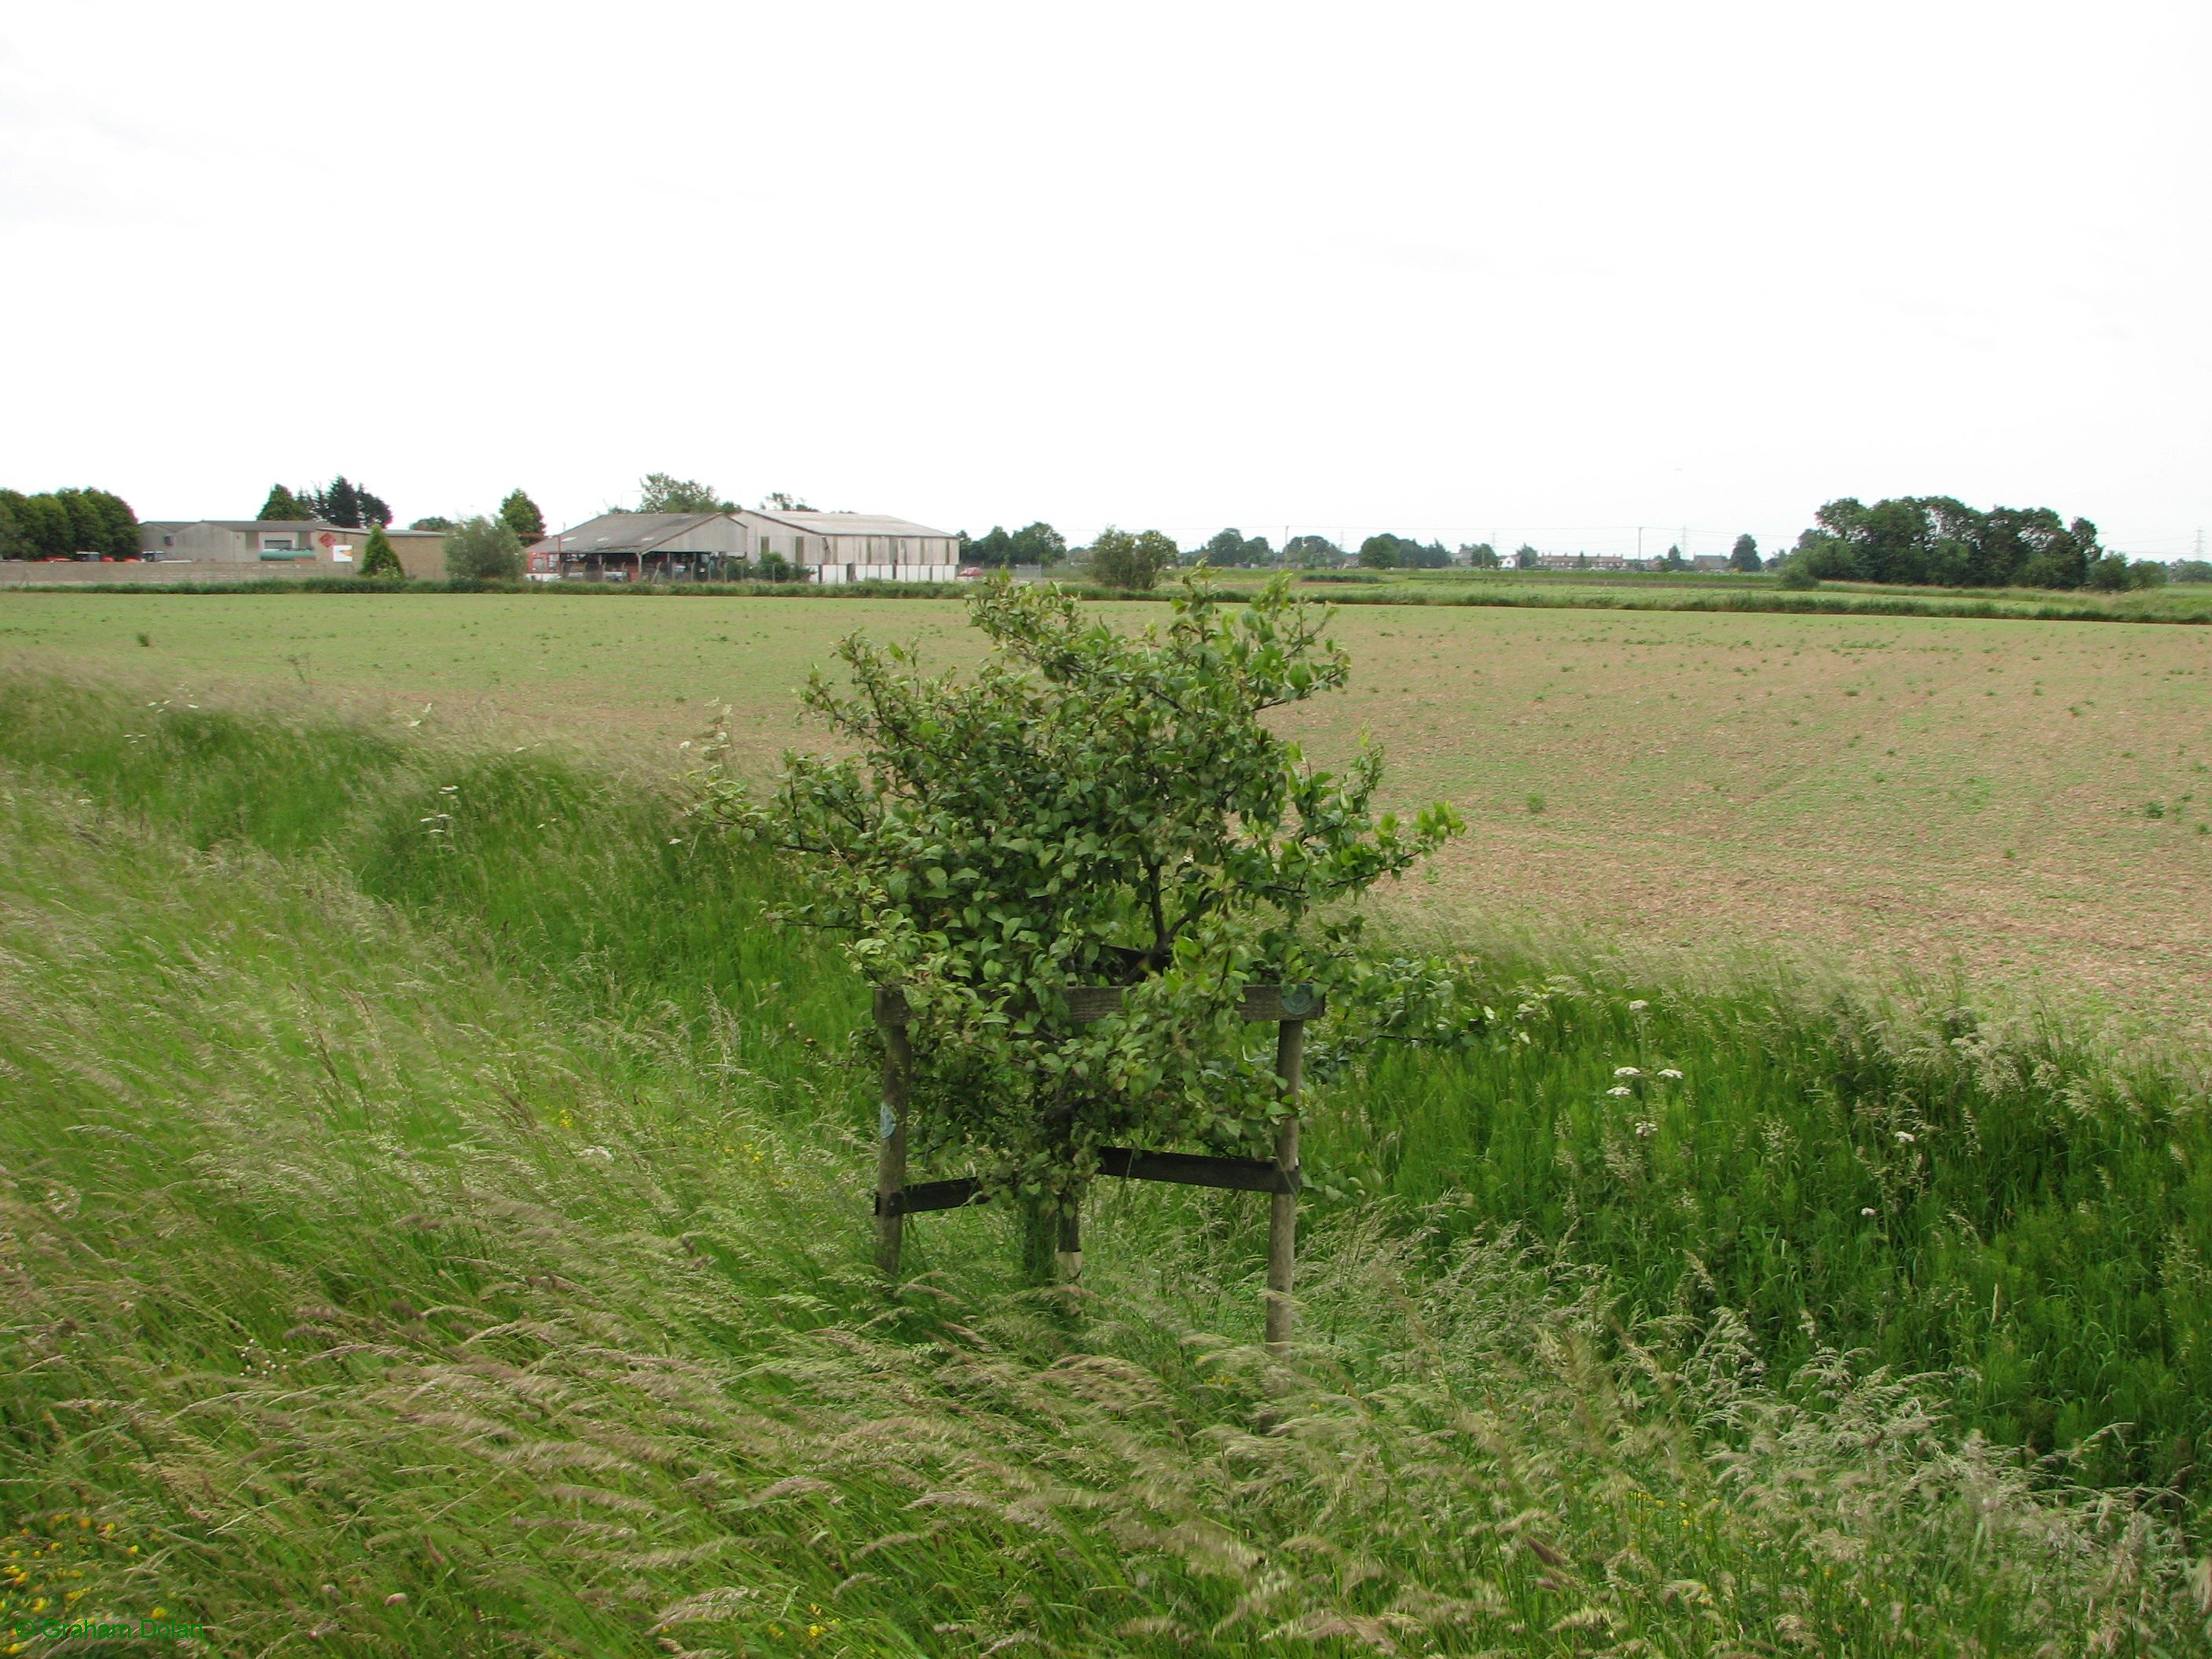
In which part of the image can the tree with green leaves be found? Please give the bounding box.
[1087,526,1177,589]
[442,515,523,581]
[1009,522,1068,566]
[0,487,135,558]
[762,491,813,511]
[963,526,1016,566]
[1357,536,1397,569]
[258,484,312,521]
[1460,542,1500,569]
[409,516,454,533]
[499,490,546,544]
[1730,533,1760,572]
[357,524,405,579]
[300,477,392,529]
[696,574,1460,1272]
[1662,545,1689,572]
[638,474,734,513]
[1513,544,1539,569]
[1282,535,1342,569]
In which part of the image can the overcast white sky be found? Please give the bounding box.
[2,2,2206,558]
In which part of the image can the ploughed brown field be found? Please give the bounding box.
[5,589,2207,1038]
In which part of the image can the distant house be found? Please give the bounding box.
[137,519,447,577]
[525,509,960,583]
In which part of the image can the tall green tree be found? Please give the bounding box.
[1009,522,1068,566]
[357,524,405,579]
[1730,533,1760,572]
[1513,544,1539,569]
[1792,496,2102,589]
[1086,527,1177,589]
[258,484,311,521]
[300,477,393,529]
[499,489,546,544]
[638,474,735,513]
[0,488,135,558]
[1460,542,1500,569]
[443,515,523,581]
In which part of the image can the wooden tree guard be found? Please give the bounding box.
[871,982,1322,1349]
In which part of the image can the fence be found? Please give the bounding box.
[871,983,1322,1348]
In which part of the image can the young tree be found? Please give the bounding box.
[499,489,546,544]
[443,515,523,580]
[259,484,311,521]
[1087,526,1177,589]
[358,524,405,578]
[1730,533,1760,572]
[638,474,735,513]
[698,575,1460,1269]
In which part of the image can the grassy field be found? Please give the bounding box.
[5,588,2209,1041]
[2,678,2207,1654]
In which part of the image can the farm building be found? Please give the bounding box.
[739,511,959,583]
[526,510,960,582]
[523,513,750,581]
[137,519,447,577]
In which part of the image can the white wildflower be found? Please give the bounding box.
[1860,1207,1878,1218]
[1658,1068,1684,1080]
[1607,1086,1634,1097]
[1614,1066,1643,1079]
[579,1145,615,1163]
[1628,999,1650,1013]
[1894,1130,1916,1144]
[1634,1120,1657,1139]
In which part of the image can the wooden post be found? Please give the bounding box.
[1265,1013,1305,1350]
[873,987,911,1282]
[1057,1192,1082,1284]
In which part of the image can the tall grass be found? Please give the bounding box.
[2,676,2207,1653]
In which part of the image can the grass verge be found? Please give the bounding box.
[1,676,2206,1653]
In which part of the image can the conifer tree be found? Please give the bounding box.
[258,484,310,521]
[499,489,546,544]
[358,524,405,579]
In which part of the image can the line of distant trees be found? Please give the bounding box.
[0,487,137,560]
[1785,497,2178,591]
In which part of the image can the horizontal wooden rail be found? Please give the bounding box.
[874,983,1324,1027]
[874,1144,1298,1216]
[1096,1145,1298,1193]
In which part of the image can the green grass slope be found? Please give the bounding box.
[1,678,2205,1654]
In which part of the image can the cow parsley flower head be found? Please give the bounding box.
[1614,1066,1644,1079]
[1607,1085,1634,1097]
[1861,1207,1878,1218]
[1894,1130,1916,1144]
[1658,1068,1684,1080]
[1628,999,1650,1013]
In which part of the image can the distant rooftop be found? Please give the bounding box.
[752,510,954,540]
[526,512,734,555]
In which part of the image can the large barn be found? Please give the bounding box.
[526,510,960,582]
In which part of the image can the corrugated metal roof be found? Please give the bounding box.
[756,511,954,540]
[526,513,734,555]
